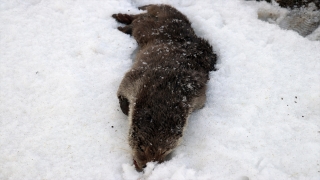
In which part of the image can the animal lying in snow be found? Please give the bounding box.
[112,4,217,171]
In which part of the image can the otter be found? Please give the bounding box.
[112,4,217,171]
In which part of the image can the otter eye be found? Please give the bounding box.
[138,146,144,152]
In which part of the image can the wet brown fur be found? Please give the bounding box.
[113,4,217,171]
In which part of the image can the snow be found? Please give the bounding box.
[0,0,319,179]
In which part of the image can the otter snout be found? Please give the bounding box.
[133,147,167,171]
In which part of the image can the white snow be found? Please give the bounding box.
[0,0,319,179]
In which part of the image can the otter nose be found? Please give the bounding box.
[149,154,165,163]
[133,159,145,172]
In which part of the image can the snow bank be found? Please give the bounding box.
[1,0,319,179]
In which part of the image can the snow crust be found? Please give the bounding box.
[1,0,319,179]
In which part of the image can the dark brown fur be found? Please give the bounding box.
[276,0,320,9]
[113,4,217,171]
[255,0,320,9]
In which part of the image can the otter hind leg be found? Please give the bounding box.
[118,95,130,116]
[112,13,136,35]
[112,13,135,25]
[118,26,132,35]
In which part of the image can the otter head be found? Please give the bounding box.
[128,104,187,171]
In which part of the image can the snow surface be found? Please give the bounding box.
[0,0,319,179]
[256,1,320,40]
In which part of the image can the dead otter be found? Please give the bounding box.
[112,4,217,171]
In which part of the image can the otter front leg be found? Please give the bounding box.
[118,95,130,116]
[117,69,143,116]
[191,86,207,111]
